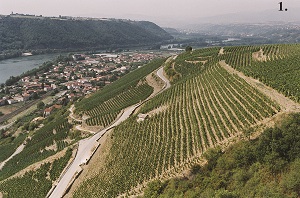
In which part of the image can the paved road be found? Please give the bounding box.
[48,66,171,198]
[157,67,171,90]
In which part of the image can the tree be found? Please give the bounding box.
[281,158,300,197]
[31,92,39,100]
[37,101,45,110]
[144,180,165,198]
[185,46,192,52]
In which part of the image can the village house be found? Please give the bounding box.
[7,99,18,105]
[22,93,31,101]
[43,85,53,92]
[13,95,24,102]
[43,107,53,117]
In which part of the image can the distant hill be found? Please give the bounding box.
[0,16,173,52]
[190,8,300,25]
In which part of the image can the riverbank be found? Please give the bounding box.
[0,53,62,84]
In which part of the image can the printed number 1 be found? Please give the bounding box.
[279,2,283,11]
[279,2,287,11]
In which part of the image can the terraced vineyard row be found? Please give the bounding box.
[74,58,165,128]
[0,133,27,163]
[0,149,72,198]
[223,44,300,102]
[73,57,280,197]
[173,47,220,77]
[0,114,71,180]
[75,58,165,113]
[85,83,153,127]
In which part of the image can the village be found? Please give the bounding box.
[0,51,163,118]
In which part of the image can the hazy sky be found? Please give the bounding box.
[1,0,300,26]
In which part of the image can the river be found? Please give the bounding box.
[0,54,62,84]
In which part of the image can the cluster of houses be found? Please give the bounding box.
[0,52,161,109]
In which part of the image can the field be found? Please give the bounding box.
[222,44,300,102]
[0,149,72,198]
[143,113,300,197]
[73,44,300,197]
[0,112,71,180]
[75,58,166,127]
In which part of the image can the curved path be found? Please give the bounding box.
[48,64,171,198]
[69,105,83,123]
[0,143,26,170]
[157,67,171,90]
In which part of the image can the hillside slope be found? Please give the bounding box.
[72,44,300,197]
[0,16,172,51]
[144,112,300,197]
[0,58,166,198]
[1,44,299,198]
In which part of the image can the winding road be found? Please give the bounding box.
[48,65,171,198]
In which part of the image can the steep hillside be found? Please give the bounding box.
[74,58,166,128]
[1,44,299,198]
[0,58,166,198]
[144,113,300,197]
[72,44,300,197]
[0,16,172,52]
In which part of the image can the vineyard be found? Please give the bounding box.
[85,83,153,127]
[73,46,283,197]
[75,58,165,127]
[0,58,165,197]
[222,44,300,102]
[0,133,27,163]
[0,112,72,180]
[1,44,299,197]
[0,149,72,197]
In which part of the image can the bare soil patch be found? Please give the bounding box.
[137,105,168,122]
[75,125,97,134]
[145,72,164,97]
[148,105,168,117]
[0,103,23,115]
[45,141,58,152]
[218,47,224,55]
[77,124,102,133]
[252,48,267,62]
[185,60,207,65]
